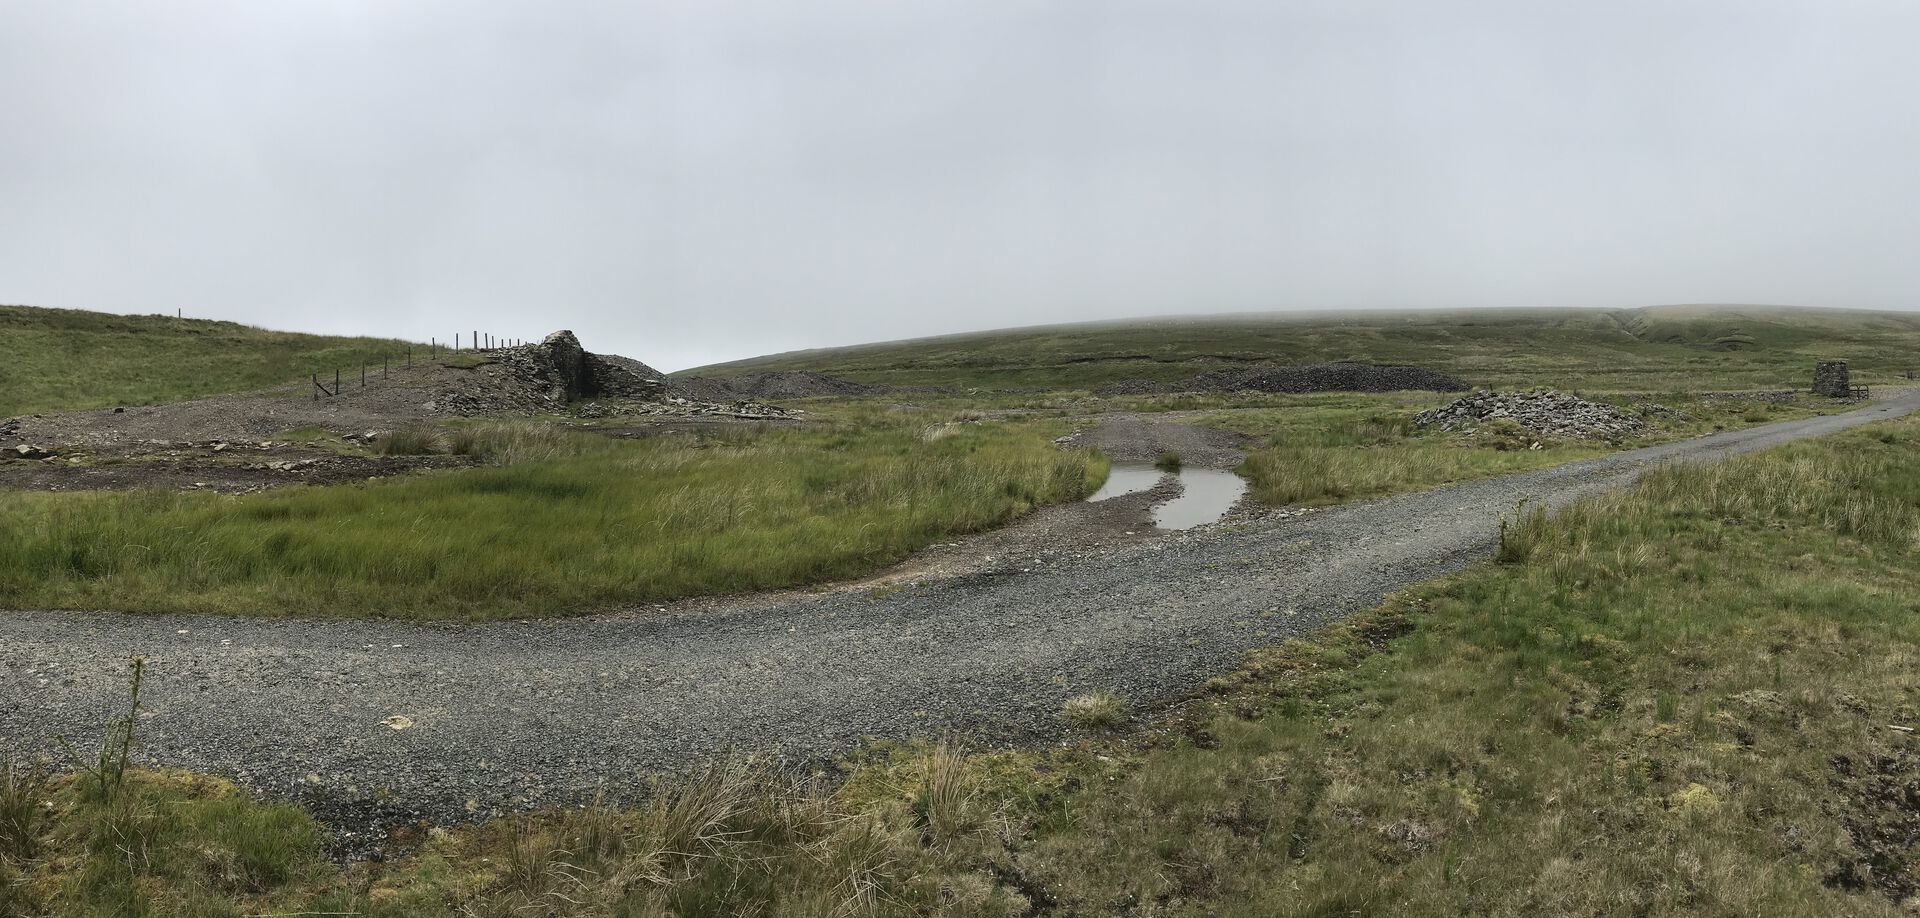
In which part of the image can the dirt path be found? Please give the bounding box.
[1061,412,1250,468]
[3,396,1916,845]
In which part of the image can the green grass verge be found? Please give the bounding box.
[0,418,1093,619]
[8,413,1920,916]
[1007,417,1920,915]
[681,303,1920,392]
[1213,391,1825,507]
[0,304,424,417]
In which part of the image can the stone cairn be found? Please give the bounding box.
[1812,360,1851,398]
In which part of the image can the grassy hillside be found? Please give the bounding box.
[0,304,419,417]
[9,413,1920,916]
[683,304,1920,392]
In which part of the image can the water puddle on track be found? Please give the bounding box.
[1087,463,1250,530]
[1152,467,1249,530]
[1087,464,1165,501]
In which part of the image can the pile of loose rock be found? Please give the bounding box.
[1415,389,1646,440]
[1698,390,1799,404]
[1104,363,1470,396]
[671,371,888,402]
[246,458,322,472]
[573,398,799,421]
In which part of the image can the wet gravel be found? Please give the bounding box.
[2,396,1915,846]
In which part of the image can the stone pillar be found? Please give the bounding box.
[530,330,593,402]
[1813,360,1851,398]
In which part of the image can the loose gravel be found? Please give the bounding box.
[2,396,1915,850]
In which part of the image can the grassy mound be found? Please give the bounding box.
[0,304,418,417]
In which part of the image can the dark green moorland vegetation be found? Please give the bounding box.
[684,303,1920,392]
[8,414,1920,916]
[0,304,421,417]
[0,416,1098,619]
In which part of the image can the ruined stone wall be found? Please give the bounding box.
[490,330,668,404]
[541,331,593,401]
[585,353,668,399]
[1813,360,1851,398]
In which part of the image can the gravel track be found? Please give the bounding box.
[3,396,1915,843]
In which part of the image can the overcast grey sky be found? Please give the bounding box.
[4,1,1918,370]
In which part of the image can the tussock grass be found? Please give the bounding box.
[1224,401,1608,506]
[1220,392,1825,507]
[0,768,329,917]
[315,755,1025,917]
[1060,691,1130,731]
[1010,417,1920,914]
[378,423,444,456]
[14,418,1920,914]
[0,758,49,865]
[442,422,600,464]
[0,418,1094,619]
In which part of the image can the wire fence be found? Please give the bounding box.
[310,332,528,400]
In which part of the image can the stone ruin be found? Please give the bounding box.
[1812,360,1851,398]
[498,330,669,403]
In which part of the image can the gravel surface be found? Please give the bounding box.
[3,395,1914,849]
[1060,413,1250,468]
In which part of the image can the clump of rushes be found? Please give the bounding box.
[1154,451,1183,473]
[1060,691,1130,730]
[379,423,444,456]
[0,757,50,864]
[1083,450,1112,495]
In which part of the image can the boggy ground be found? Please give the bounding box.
[3,395,1913,849]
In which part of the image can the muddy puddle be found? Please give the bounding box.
[1152,468,1249,529]
[1087,464,1165,501]
[1088,463,1248,530]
